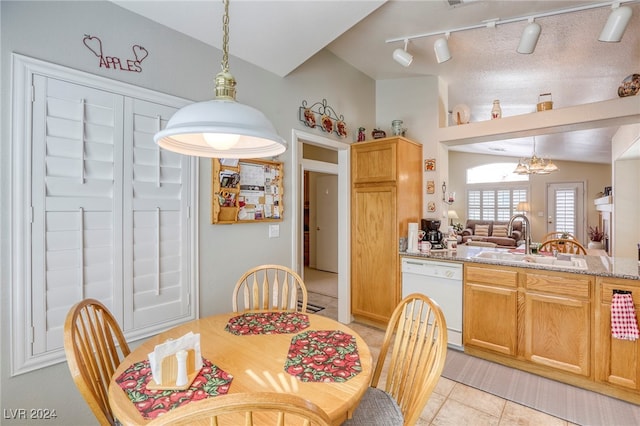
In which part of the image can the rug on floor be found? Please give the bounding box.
[442,348,640,425]
[299,301,324,313]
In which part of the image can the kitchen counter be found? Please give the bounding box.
[401,245,640,281]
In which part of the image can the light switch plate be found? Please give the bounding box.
[269,224,280,238]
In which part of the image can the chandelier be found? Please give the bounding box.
[513,137,558,175]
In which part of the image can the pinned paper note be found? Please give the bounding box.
[147,332,203,389]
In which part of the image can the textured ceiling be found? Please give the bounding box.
[111,0,640,164]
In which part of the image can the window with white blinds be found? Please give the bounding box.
[553,188,577,235]
[11,55,198,375]
[467,188,528,221]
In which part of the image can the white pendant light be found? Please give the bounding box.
[517,18,541,54]
[154,0,286,158]
[599,4,632,42]
[392,39,414,67]
[434,34,451,64]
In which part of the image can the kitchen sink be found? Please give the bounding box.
[472,251,588,270]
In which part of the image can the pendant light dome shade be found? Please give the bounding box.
[154,99,286,158]
[517,21,541,54]
[599,5,632,42]
[434,37,451,64]
[154,0,286,158]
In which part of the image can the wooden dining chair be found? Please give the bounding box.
[64,298,130,426]
[232,264,308,313]
[147,392,331,426]
[344,293,448,426]
[539,238,587,255]
[542,231,577,241]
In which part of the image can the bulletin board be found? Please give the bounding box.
[211,158,284,224]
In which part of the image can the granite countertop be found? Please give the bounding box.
[401,245,640,281]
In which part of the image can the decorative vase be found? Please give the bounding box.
[491,100,502,119]
[588,240,603,250]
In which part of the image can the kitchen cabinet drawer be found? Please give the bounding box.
[525,272,592,299]
[600,281,640,303]
[465,264,518,287]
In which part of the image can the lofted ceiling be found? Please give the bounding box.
[111,0,640,164]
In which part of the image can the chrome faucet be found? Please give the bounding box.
[508,214,531,255]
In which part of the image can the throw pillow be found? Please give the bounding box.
[492,225,509,237]
[475,225,489,237]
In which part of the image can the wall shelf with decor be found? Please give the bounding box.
[211,158,284,224]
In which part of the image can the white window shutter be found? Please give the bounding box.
[30,76,122,356]
[122,98,194,334]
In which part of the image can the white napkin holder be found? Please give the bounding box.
[147,331,203,390]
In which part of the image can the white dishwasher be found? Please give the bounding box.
[401,257,463,349]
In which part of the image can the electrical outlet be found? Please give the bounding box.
[269,224,280,238]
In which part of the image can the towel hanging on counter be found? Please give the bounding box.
[611,292,640,341]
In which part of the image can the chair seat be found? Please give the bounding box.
[342,387,403,426]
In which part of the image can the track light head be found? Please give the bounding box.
[434,35,451,64]
[392,39,413,67]
[599,5,632,42]
[517,19,541,54]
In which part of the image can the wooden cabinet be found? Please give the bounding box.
[464,265,594,377]
[351,137,422,325]
[464,262,640,403]
[523,271,593,377]
[464,264,519,356]
[595,277,640,392]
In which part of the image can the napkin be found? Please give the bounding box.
[148,331,203,385]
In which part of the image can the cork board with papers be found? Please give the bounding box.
[211,158,284,224]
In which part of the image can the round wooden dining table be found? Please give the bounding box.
[108,311,372,425]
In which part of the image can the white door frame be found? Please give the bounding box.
[290,129,351,324]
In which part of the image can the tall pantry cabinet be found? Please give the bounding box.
[350,136,422,326]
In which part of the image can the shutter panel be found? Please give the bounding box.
[123,98,192,332]
[555,189,577,235]
[30,75,123,355]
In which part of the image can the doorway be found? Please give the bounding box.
[291,130,350,323]
[546,182,586,243]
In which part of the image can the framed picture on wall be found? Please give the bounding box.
[425,158,436,171]
[426,180,435,194]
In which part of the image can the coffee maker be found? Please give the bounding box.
[421,219,444,249]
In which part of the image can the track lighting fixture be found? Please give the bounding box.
[599,4,633,42]
[386,1,636,61]
[517,18,541,54]
[434,34,451,64]
[392,39,413,67]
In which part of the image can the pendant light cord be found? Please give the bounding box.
[221,0,230,72]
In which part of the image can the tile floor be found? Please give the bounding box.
[309,291,577,425]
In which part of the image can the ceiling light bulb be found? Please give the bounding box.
[517,20,541,54]
[599,5,632,42]
[393,47,413,67]
[203,133,241,150]
[434,37,451,64]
